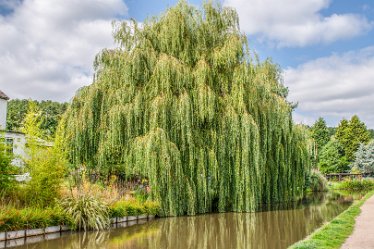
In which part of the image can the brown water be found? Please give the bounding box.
[10,192,354,249]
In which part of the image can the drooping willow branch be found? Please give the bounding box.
[60,1,313,216]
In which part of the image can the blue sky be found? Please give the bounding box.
[0,0,374,127]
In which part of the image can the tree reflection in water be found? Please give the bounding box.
[14,192,354,249]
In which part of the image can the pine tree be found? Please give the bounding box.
[60,1,313,216]
[311,117,330,159]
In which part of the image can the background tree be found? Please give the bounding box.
[336,116,370,161]
[318,138,349,173]
[352,141,374,174]
[311,117,330,160]
[6,99,68,138]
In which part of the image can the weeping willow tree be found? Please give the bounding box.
[60,1,313,216]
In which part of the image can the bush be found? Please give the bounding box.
[0,206,72,232]
[24,147,67,207]
[60,195,110,231]
[306,170,328,192]
[334,179,374,191]
[109,199,159,218]
[143,201,160,215]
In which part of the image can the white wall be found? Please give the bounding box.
[0,99,7,129]
[5,131,27,167]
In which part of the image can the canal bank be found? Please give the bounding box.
[289,190,374,249]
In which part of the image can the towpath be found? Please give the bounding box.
[341,194,374,249]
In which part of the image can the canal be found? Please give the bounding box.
[10,192,355,249]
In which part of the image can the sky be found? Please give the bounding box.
[0,0,374,128]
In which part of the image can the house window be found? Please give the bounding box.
[5,138,13,154]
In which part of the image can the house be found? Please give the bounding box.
[0,90,27,166]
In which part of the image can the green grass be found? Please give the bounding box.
[289,190,374,249]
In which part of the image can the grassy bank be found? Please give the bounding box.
[329,179,374,192]
[289,190,374,249]
[0,206,73,232]
[0,199,159,232]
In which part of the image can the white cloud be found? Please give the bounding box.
[223,0,373,47]
[284,47,374,128]
[0,0,128,102]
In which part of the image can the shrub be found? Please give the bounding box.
[21,102,67,207]
[0,205,72,232]
[24,147,67,207]
[306,170,328,192]
[60,195,110,231]
[109,201,127,218]
[143,201,160,215]
[334,179,374,191]
[109,199,152,218]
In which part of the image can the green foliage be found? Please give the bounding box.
[0,134,16,196]
[110,199,161,217]
[22,102,67,207]
[318,139,349,173]
[336,116,370,162]
[306,171,327,192]
[311,118,330,157]
[0,205,72,232]
[332,179,374,192]
[327,127,336,137]
[60,195,110,231]
[352,141,374,174]
[109,199,145,217]
[61,1,313,216]
[143,200,160,215]
[289,191,374,249]
[6,99,68,138]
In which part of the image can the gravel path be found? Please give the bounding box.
[341,194,374,249]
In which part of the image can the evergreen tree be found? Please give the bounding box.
[352,141,374,174]
[336,116,370,161]
[311,117,330,157]
[61,1,313,216]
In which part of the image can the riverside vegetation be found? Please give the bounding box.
[0,103,159,232]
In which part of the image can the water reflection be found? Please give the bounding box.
[12,192,353,249]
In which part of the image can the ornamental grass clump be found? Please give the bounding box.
[60,195,110,231]
[306,170,328,192]
[60,1,313,216]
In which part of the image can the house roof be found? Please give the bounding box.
[0,90,9,100]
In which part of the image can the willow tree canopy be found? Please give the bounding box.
[61,1,313,216]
